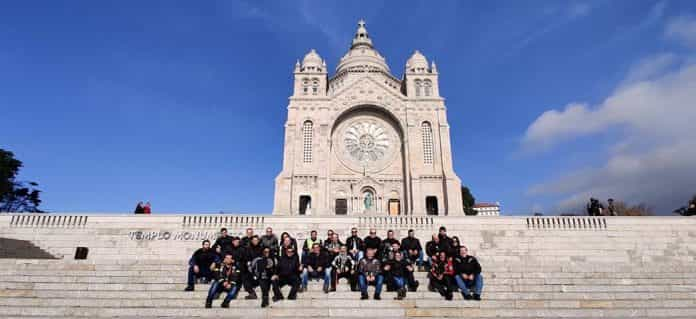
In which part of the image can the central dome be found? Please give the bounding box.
[335,20,390,74]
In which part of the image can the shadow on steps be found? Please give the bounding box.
[0,237,58,259]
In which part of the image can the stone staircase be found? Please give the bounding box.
[0,238,57,259]
[1,214,696,318]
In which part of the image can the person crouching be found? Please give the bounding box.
[250,247,277,308]
[205,254,241,308]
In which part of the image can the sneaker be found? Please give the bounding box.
[261,300,269,308]
[205,301,212,308]
[323,285,329,294]
[463,293,472,300]
[220,301,229,308]
[374,294,381,300]
[360,293,369,300]
[184,286,194,291]
[288,294,297,300]
[445,293,453,301]
[245,294,258,300]
[473,293,481,301]
[272,296,282,302]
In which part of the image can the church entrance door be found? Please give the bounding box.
[388,199,400,216]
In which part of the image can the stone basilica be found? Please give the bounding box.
[273,20,463,216]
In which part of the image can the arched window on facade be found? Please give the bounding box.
[423,80,432,97]
[312,79,319,95]
[421,121,434,164]
[302,121,313,163]
[302,78,309,95]
[415,79,422,97]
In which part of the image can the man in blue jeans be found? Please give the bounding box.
[205,253,241,308]
[301,243,331,292]
[453,246,483,300]
[357,248,383,300]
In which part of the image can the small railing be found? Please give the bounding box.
[9,215,88,228]
[182,215,265,228]
[526,216,607,230]
[358,216,434,229]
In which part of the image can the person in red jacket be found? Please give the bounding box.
[143,202,152,214]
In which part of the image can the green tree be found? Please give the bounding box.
[461,186,476,215]
[0,149,43,213]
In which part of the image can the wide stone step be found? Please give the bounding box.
[2,296,696,309]
[1,305,696,317]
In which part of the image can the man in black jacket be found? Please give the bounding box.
[380,230,399,260]
[241,228,255,248]
[323,233,342,261]
[363,228,382,254]
[345,227,365,261]
[401,229,424,269]
[212,228,233,256]
[453,246,483,300]
[250,247,277,308]
[261,227,279,257]
[184,240,218,291]
[226,237,245,266]
[425,234,440,270]
[301,243,331,293]
[437,226,454,257]
[242,236,264,299]
[384,251,409,300]
[205,253,241,308]
[272,247,302,301]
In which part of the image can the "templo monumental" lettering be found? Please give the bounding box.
[128,230,218,241]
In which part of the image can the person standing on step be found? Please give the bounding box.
[261,227,280,257]
[185,240,218,291]
[345,227,365,262]
[272,246,302,301]
[250,247,277,308]
[143,202,151,214]
[429,251,454,300]
[425,234,441,271]
[357,248,383,300]
[205,253,241,308]
[453,246,483,301]
[301,243,331,293]
[401,229,424,271]
[212,228,233,256]
[331,245,357,292]
[242,236,263,300]
[437,226,454,257]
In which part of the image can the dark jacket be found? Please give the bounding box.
[401,237,422,251]
[244,244,264,266]
[226,245,246,267]
[358,257,381,276]
[438,235,454,256]
[363,236,382,250]
[212,262,241,285]
[261,235,279,254]
[190,248,218,268]
[454,255,481,276]
[251,256,277,281]
[345,235,365,251]
[385,258,410,278]
[213,236,233,253]
[277,254,301,277]
[241,236,254,248]
[425,240,440,257]
[302,251,330,269]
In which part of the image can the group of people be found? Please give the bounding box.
[185,226,483,308]
[587,198,616,216]
[133,201,152,214]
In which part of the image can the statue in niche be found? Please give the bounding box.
[364,191,373,210]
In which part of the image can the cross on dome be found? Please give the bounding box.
[352,18,372,48]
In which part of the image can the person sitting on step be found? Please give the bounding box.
[357,248,383,300]
[301,230,322,261]
[363,229,382,258]
[205,253,241,308]
[425,234,441,272]
[212,228,233,256]
[301,243,331,293]
[429,251,455,300]
[401,229,424,271]
[272,246,302,301]
[380,229,399,260]
[453,246,483,301]
[331,245,357,292]
[242,236,263,300]
[395,249,419,292]
[345,227,365,262]
[250,247,277,308]
[185,240,218,291]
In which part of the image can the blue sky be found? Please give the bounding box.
[2,1,695,214]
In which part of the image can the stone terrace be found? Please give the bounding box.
[1,214,696,318]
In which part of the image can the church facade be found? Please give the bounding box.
[273,21,463,216]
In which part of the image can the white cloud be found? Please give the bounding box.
[666,15,696,47]
[522,17,696,213]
